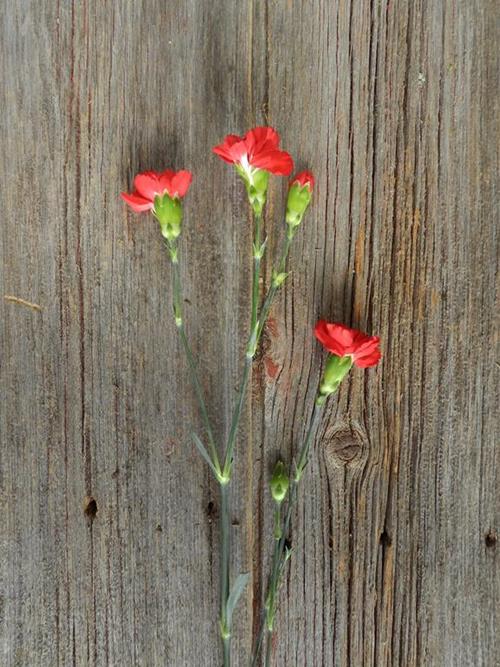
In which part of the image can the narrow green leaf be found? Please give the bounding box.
[192,433,220,479]
[225,573,250,629]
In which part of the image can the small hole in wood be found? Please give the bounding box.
[83,496,98,520]
[380,530,392,547]
[156,524,163,532]
[206,501,217,522]
[485,529,497,548]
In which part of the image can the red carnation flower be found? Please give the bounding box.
[121,169,192,212]
[290,170,314,191]
[314,320,381,368]
[212,126,293,176]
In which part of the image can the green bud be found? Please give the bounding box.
[319,354,353,397]
[272,270,288,288]
[270,461,289,504]
[153,193,183,241]
[285,182,312,227]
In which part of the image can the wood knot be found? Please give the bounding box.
[323,422,366,468]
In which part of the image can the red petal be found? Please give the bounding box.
[352,336,381,367]
[291,170,314,190]
[223,134,243,147]
[251,149,294,175]
[121,191,154,212]
[157,169,175,196]
[170,170,193,198]
[353,347,382,368]
[314,320,346,356]
[134,171,162,200]
[245,126,280,153]
[213,134,244,164]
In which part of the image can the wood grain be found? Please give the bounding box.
[0,1,497,666]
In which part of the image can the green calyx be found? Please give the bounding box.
[153,193,183,241]
[270,461,289,504]
[235,165,269,216]
[319,354,353,397]
[285,182,312,228]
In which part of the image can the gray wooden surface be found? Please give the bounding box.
[1,1,498,666]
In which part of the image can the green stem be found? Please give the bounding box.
[256,232,293,343]
[223,639,231,666]
[220,482,231,665]
[223,213,264,476]
[251,214,262,332]
[251,623,266,667]
[166,241,221,474]
[251,399,325,666]
[264,636,272,667]
[219,211,265,663]
[223,357,252,476]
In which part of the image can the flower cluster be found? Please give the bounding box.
[121,126,381,666]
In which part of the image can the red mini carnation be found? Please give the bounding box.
[121,169,192,212]
[290,171,314,191]
[212,126,293,176]
[314,320,381,368]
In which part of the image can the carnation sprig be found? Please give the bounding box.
[213,127,308,664]
[252,322,381,666]
[121,127,315,667]
[121,169,223,477]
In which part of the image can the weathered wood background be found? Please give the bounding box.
[1,1,498,665]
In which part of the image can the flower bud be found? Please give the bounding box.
[272,269,288,288]
[153,193,183,241]
[318,354,353,398]
[269,461,289,504]
[286,171,314,228]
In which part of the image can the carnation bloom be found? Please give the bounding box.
[121,169,192,212]
[212,126,293,177]
[314,320,381,368]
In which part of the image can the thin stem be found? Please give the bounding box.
[251,622,267,667]
[219,211,265,664]
[264,635,272,667]
[222,213,264,475]
[223,357,252,476]
[256,232,293,343]
[251,399,325,666]
[220,483,231,665]
[222,221,297,664]
[166,242,221,473]
[251,214,262,332]
[223,639,231,666]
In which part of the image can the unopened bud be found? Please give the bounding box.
[272,270,288,288]
[286,171,314,228]
[270,461,289,503]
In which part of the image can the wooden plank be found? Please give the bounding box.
[0,1,497,666]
